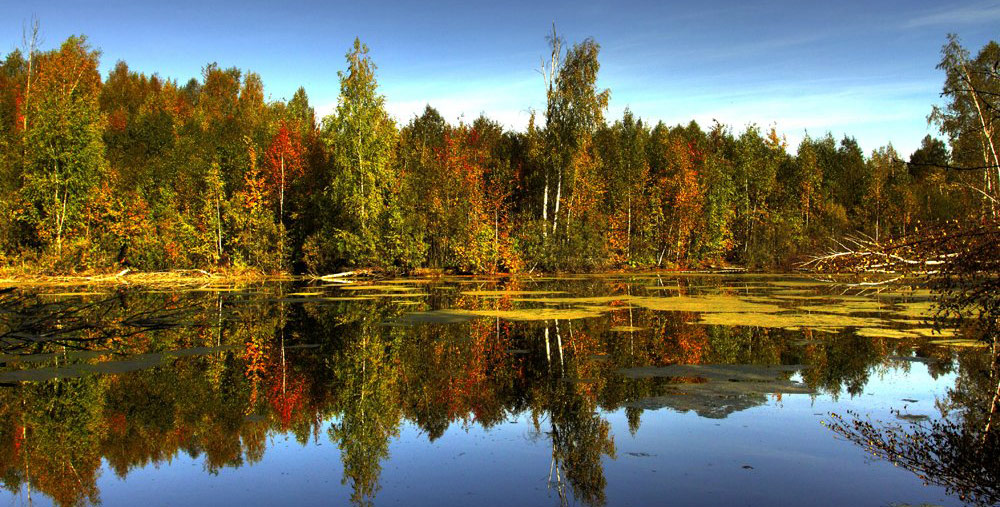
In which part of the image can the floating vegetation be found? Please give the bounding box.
[895,413,931,423]
[887,355,940,365]
[620,363,806,382]
[398,306,607,324]
[929,339,988,348]
[0,346,237,383]
[394,311,476,324]
[512,295,634,304]
[910,328,956,338]
[621,364,813,419]
[460,290,567,296]
[797,301,892,315]
[610,326,645,332]
[770,294,835,301]
[767,280,831,288]
[0,350,108,364]
[630,295,783,314]
[896,301,936,318]
[854,328,920,339]
[698,311,881,331]
[337,285,416,292]
[39,292,108,297]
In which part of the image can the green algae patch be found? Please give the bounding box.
[699,311,884,330]
[770,294,835,301]
[892,318,931,326]
[767,280,832,288]
[394,311,476,324]
[797,301,893,315]
[338,285,416,292]
[897,301,936,318]
[930,339,988,348]
[512,295,635,305]
[620,363,806,382]
[910,327,957,338]
[460,290,567,296]
[854,327,920,339]
[39,292,109,297]
[398,306,607,324]
[364,292,429,298]
[621,364,813,418]
[610,326,645,332]
[0,346,238,383]
[631,295,783,314]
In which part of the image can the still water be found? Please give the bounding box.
[0,274,992,506]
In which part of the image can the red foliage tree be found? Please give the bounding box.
[264,121,305,222]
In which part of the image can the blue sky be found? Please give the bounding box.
[2,1,998,156]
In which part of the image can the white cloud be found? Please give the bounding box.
[903,2,1000,28]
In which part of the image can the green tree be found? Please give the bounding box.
[310,39,399,271]
[21,36,105,263]
[929,35,1000,217]
[538,30,610,268]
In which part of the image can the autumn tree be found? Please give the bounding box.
[535,29,610,268]
[20,35,104,264]
[264,121,305,223]
[230,140,282,270]
[309,38,401,271]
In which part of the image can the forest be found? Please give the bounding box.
[0,30,994,275]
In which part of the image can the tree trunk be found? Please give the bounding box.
[215,193,223,261]
[279,154,285,222]
[542,171,549,239]
[552,168,562,235]
[627,194,632,261]
[22,19,38,133]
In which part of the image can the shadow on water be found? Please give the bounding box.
[0,275,991,506]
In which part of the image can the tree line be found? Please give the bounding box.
[0,29,990,274]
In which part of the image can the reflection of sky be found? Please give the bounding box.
[81,365,960,507]
[2,1,999,156]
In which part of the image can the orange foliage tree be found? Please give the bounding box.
[264,121,305,223]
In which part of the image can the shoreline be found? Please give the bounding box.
[0,266,914,289]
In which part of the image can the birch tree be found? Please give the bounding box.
[21,35,104,261]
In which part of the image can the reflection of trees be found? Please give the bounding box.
[0,278,962,506]
[327,319,400,506]
[798,334,884,397]
[532,321,617,507]
[829,349,1000,506]
[545,382,616,507]
[20,378,103,506]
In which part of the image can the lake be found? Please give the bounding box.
[0,274,993,506]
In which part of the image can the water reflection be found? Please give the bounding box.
[0,275,988,506]
[829,349,1000,506]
